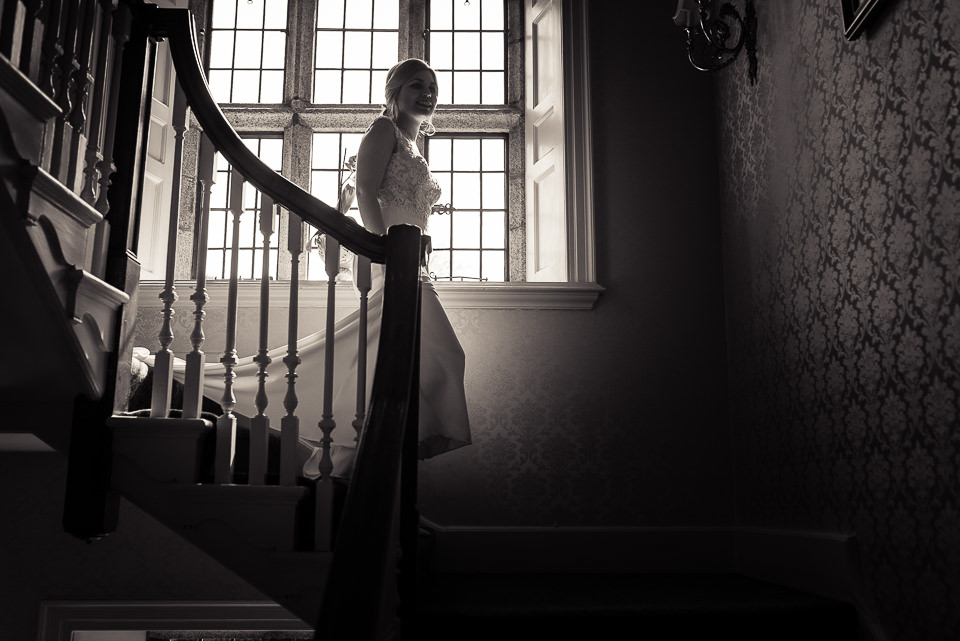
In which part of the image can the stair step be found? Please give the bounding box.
[414,572,859,641]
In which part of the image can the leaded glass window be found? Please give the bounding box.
[198,0,522,283]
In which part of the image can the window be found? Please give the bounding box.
[163,0,597,305]
[205,138,283,280]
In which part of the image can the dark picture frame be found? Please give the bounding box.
[841,0,886,40]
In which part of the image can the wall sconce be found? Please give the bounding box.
[674,0,758,84]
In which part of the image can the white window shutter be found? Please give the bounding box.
[525,0,567,282]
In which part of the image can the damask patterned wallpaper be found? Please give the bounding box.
[715,1,959,639]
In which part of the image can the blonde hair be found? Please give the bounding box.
[381,58,438,137]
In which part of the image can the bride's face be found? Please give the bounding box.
[395,70,438,121]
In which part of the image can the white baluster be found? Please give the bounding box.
[182,135,215,420]
[280,212,302,487]
[249,193,274,485]
[318,234,340,479]
[149,81,187,418]
[352,255,372,442]
[215,167,243,484]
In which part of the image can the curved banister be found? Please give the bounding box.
[149,7,387,262]
[316,224,423,639]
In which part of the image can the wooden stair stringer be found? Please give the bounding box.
[108,418,332,626]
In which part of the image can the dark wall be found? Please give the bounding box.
[416,2,733,527]
[716,1,960,639]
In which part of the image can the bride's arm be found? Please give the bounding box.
[355,118,396,235]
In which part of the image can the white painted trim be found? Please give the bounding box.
[38,601,310,641]
[138,280,604,310]
[563,0,597,284]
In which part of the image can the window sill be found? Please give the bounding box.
[434,281,604,310]
[138,280,604,310]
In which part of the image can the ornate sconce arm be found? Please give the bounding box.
[674,0,758,84]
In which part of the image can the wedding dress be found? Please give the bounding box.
[159,116,471,478]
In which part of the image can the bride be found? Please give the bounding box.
[168,59,471,478]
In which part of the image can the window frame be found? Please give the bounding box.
[171,0,599,308]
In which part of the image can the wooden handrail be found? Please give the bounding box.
[149,7,387,262]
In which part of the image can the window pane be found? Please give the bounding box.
[452,138,480,170]
[236,0,264,28]
[372,31,398,68]
[482,173,505,209]
[482,211,505,249]
[429,31,452,69]
[260,70,284,102]
[259,138,284,167]
[315,70,343,103]
[434,172,451,203]
[453,71,480,103]
[454,32,480,69]
[344,0,373,28]
[481,138,504,170]
[233,31,263,68]
[311,170,339,201]
[453,0,480,30]
[209,30,235,68]
[232,70,261,101]
[373,0,399,28]
[429,250,451,279]
[481,32,504,69]
[481,250,504,281]
[317,0,346,28]
[342,69,372,102]
[428,138,452,171]
[481,71,504,104]
[451,250,480,279]
[212,0,236,28]
[262,31,286,68]
[452,173,481,208]
[343,31,372,68]
[428,213,451,248]
[206,250,225,279]
[453,210,481,248]
[430,0,452,30]
[436,70,453,105]
[313,133,341,167]
[371,69,388,100]
[316,31,344,68]
[480,0,504,30]
[239,210,256,245]
[264,0,287,29]
[207,210,227,246]
[208,69,232,102]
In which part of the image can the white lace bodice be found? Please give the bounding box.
[373,117,442,230]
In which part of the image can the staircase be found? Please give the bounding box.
[1,1,423,638]
[1,2,863,639]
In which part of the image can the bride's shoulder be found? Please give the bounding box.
[364,116,399,138]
